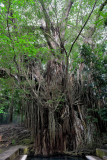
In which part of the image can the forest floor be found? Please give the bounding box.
[0,123,31,154]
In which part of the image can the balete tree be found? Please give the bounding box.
[0,0,107,156]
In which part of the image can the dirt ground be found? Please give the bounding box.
[0,124,31,153]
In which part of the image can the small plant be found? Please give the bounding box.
[12,139,16,145]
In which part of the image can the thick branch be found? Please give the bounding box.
[61,0,74,22]
[39,0,52,32]
[88,0,107,38]
[69,0,98,55]
[0,68,19,81]
[7,0,12,40]
[60,0,74,41]
[39,0,58,50]
[99,0,107,12]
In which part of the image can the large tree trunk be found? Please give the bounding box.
[24,60,83,155]
[20,55,107,156]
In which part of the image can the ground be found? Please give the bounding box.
[0,123,31,154]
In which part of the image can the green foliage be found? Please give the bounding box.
[86,107,107,123]
[98,108,107,122]
[95,11,107,27]
[80,44,107,89]
[0,78,24,115]
[12,139,16,145]
[0,107,5,114]
[80,44,107,124]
